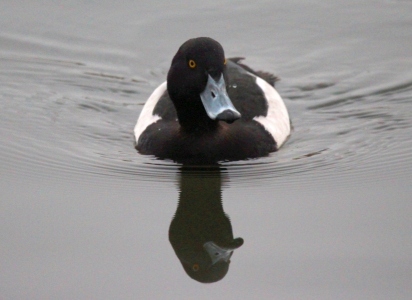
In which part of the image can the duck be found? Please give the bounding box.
[134,37,290,164]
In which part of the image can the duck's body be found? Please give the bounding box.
[134,37,290,164]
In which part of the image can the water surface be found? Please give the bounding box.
[1,1,412,299]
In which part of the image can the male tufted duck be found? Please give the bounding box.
[134,37,290,164]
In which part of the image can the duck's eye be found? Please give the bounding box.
[224,58,227,65]
[188,59,196,69]
[192,264,199,272]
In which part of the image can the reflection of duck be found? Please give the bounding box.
[134,37,290,164]
[169,166,243,283]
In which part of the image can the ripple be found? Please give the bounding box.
[1,51,412,193]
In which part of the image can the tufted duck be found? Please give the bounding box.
[134,37,290,164]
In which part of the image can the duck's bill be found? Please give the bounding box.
[203,239,243,265]
[203,242,233,264]
[200,74,241,124]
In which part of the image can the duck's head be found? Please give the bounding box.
[167,37,241,129]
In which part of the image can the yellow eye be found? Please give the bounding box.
[188,59,196,69]
[224,58,227,65]
[192,264,199,271]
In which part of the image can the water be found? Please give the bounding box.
[1,1,412,299]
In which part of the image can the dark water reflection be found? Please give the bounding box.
[170,166,243,283]
[1,0,412,299]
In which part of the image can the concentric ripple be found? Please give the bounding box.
[1,36,412,192]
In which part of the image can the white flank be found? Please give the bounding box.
[134,81,166,143]
[253,76,290,148]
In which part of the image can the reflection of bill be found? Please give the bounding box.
[169,166,244,283]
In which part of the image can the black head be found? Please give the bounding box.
[167,37,240,129]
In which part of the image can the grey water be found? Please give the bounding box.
[1,1,412,299]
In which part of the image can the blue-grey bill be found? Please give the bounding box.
[203,241,235,265]
[200,74,241,121]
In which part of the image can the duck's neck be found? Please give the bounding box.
[178,111,219,133]
[172,95,219,133]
